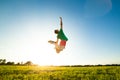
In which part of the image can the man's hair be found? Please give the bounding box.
[54,29,59,34]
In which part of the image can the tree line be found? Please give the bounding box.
[0,59,34,66]
[0,59,120,66]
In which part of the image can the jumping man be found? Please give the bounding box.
[48,17,68,53]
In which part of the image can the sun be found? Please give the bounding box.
[12,26,65,66]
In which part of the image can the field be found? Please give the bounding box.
[0,65,120,80]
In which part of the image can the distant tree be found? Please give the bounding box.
[2,59,6,64]
[21,62,23,65]
[24,61,33,66]
[0,59,2,63]
[0,59,2,64]
[16,62,20,65]
[6,62,14,65]
[0,59,6,65]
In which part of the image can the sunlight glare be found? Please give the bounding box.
[10,18,65,66]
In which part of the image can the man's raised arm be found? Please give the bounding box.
[60,17,63,29]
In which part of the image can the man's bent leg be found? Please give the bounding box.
[55,44,61,53]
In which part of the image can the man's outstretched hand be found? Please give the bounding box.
[60,17,62,20]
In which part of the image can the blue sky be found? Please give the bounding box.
[0,0,120,65]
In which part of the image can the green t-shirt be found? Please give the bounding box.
[57,28,68,41]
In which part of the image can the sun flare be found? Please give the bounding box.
[10,24,66,66]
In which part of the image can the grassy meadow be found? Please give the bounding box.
[0,65,120,80]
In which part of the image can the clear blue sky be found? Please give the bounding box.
[0,0,120,65]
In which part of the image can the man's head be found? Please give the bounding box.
[54,29,59,34]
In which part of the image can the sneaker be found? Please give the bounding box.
[48,40,56,44]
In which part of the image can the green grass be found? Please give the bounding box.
[0,65,120,80]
